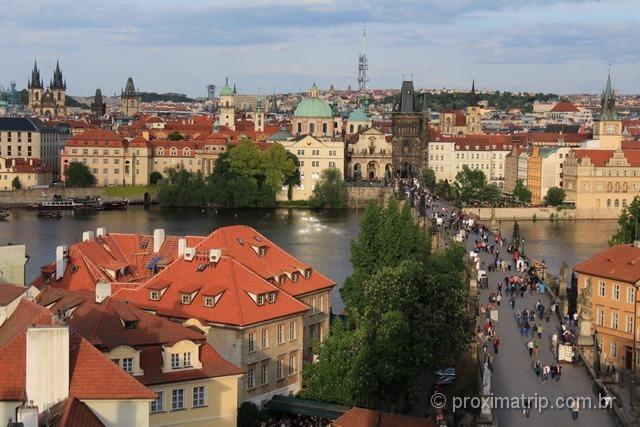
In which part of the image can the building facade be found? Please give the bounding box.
[346,127,392,181]
[27,60,67,118]
[122,77,140,117]
[292,84,339,138]
[0,157,52,190]
[391,80,428,178]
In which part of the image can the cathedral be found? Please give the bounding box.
[27,60,67,117]
[391,80,429,178]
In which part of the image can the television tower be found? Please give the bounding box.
[357,23,369,93]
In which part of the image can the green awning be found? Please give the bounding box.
[265,395,350,419]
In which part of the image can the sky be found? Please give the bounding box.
[0,0,639,97]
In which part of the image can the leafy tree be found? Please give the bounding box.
[167,131,184,141]
[609,196,640,245]
[482,183,502,206]
[513,179,532,204]
[544,187,565,206]
[149,171,163,185]
[454,166,487,204]
[262,143,297,192]
[435,179,452,200]
[11,177,21,190]
[237,402,266,427]
[284,152,301,201]
[157,167,208,207]
[309,168,348,209]
[64,162,96,187]
[421,168,436,191]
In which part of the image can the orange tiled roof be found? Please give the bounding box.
[0,283,27,305]
[550,101,580,113]
[334,407,436,427]
[41,397,105,427]
[574,244,640,283]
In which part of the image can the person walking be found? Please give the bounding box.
[537,324,543,340]
[570,398,579,420]
[527,340,534,356]
[493,336,500,354]
[533,339,540,358]
[534,360,542,378]
[496,293,502,306]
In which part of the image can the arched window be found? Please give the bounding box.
[349,124,354,134]
[615,182,620,192]
[322,123,327,134]
[607,182,612,192]
[607,199,612,207]
[614,199,620,207]
[184,148,190,156]
[596,199,601,208]
[309,123,315,134]
[170,147,177,156]
[623,182,628,193]
[297,122,302,133]
[622,199,627,207]
[156,147,164,156]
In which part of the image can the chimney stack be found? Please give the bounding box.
[153,229,165,253]
[55,246,67,280]
[96,227,106,237]
[95,280,111,303]
[16,401,38,427]
[178,238,187,257]
[82,230,95,242]
[26,327,69,410]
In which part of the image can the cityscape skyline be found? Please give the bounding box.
[1,0,640,97]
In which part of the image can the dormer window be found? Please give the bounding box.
[183,352,192,367]
[171,353,180,369]
[236,238,245,245]
[204,296,214,307]
[149,290,160,301]
[304,268,312,279]
[180,294,191,305]
[291,272,299,283]
[268,292,276,303]
[140,241,148,249]
[258,246,267,257]
[123,320,137,329]
[257,294,265,306]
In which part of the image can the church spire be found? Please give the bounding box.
[600,71,617,121]
[29,60,42,89]
[469,78,478,107]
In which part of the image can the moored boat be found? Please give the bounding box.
[37,211,63,219]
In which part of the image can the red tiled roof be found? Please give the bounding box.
[572,149,614,167]
[550,101,580,113]
[430,132,514,150]
[0,299,53,350]
[0,332,27,400]
[69,333,156,400]
[574,244,640,283]
[0,283,27,306]
[2,158,52,173]
[41,397,105,427]
[334,407,436,427]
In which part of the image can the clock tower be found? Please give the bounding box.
[594,72,622,150]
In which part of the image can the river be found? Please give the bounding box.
[0,207,619,313]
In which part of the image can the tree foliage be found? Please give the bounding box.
[609,196,640,246]
[64,162,96,187]
[421,168,436,191]
[157,167,208,207]
[149,171,163,185]
[309,168,348,209]
[513,179,532,204]
[167,131,184,141]
[544,186,565,206]
[11,177,21,190]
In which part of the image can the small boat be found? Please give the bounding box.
[0,211,9,220]
[37,211,63,219]
[99,200,129,210]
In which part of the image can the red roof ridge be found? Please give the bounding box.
[228,259,246,326]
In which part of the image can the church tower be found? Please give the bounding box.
[254,96,265,132]
[391,79,428,178]
[91,88,106,117]
[50,60,67,114]
[466,79,482,135]
[594,72,622,150]
[218,78,235,131]
[28,60,44,113]
[121,77,140,117]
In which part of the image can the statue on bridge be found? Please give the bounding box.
[512,221,521,251]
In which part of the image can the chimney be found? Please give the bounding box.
[178,238,187,257]
[16,401,38,427]
[82,230,95,242]
[95,280,111,303]
[55,246,67,280]
[26,327,69,410]
[29,158,33,166]
[96,227,106,237]
[153,229,165,253]
[209,248,222,264]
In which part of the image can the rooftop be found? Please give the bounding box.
[574,244,640,284]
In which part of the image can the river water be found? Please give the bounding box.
[0,206,618,313]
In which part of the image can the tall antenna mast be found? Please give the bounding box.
[357,22,369,93]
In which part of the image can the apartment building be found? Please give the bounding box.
[0,157,52,190]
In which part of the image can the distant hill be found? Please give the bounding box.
[139,92,194,103]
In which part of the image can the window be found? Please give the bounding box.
[627,315,634,334]
[181,294,191,304]
[261,329,269,348]
[312,161,319,167]
[311,298,316,314]
[598,308,604,326]
[613,284,620,301]
[288,354,296,375]
[183,352,192,367]
[171,389,184,411]
[628,287,635,304]
[247,368,255,389]
[150,391,164,413]
[322,123,328,134]
[192,386,206,408]
[611,342,618,358]
[289,321,296,340]
[276,359,284,379]
[328,161,336,168]
[599,281,606,297]
[204,296,214,307]
[171,353,180,369]
[260,363,268,385]
[268,292,275,303]
[257,294,265,305]
[122,357,133,373]
[248,333,255,352]
[611,311,619,330]
[277,324,284,344]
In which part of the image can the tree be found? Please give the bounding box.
[149,171,163,185]
[157,167,208,207]
[167,131,184,141]
[64,162,96,187]
[237,402,266,427]
[454,166,487,204]
[544,187,565,206]
[609,196,640,245]
[421,168,436,191]
[11,177,21,190]
[309,168,348,209]
[513,179,532,204]
[435,179,452,200]
[262,143,298,193]
[482,183,502,206]
[284,152,301,201]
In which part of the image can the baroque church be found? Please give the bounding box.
[391,80,429,178]
[27,60,67,117]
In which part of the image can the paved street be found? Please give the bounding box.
[461,221,616,426]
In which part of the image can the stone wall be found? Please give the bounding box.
[0,187,151,207]
[463,206,624,220]
[347,186,393,209]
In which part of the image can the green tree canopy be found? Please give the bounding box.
[544,187,566,206]
[609,196,640,245]
[513,179,532,204]
[11,176,21,190]
[454,166,488,204]
[167,131,184,141]
[421,168,436,191]
[309,168,348,209]
[149,171,163,185]
[64,162,96,187]
[157,167,208,207]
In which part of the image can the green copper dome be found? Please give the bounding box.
[348,107,369,121]
[294,98,332,118]
[219,83,234,97]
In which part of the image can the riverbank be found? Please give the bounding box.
[463,206,623,220]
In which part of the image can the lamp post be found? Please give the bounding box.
[594,328,601,379]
